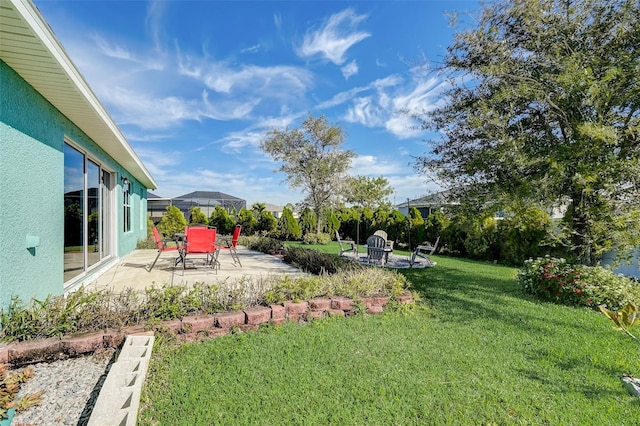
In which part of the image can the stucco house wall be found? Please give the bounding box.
[0,60,148,309]
[0,0,156,312]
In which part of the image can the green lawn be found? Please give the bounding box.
[285,240,413,257]
[139,255,640,425]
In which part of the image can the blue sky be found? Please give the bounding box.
[35,0,481,206]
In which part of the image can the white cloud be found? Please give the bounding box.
[103,87,201,129]
[349,155,404,176]
[341,59,358,79]
[93,35,137,61]
[385,115,421,139]
[343,97,383,127]
[145,0,167,54]
[316,86,368,109]
[273,13,282,31]
[387,174,442,205]
[219,131,264,152]
[199,63,313,99]
[241,44,261,54]
[296,9,370,65]
[152,167,304,205]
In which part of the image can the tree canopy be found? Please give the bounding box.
[261,114,355,233]
[416,0,640,265]
[345,176,394,210]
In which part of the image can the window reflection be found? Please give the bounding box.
[64,144,112,284]
[64,144,85,281]
[87,160,100,269]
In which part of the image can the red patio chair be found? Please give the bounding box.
[218,225,242,267]
[182,226,219,270]
[148,226,180,272]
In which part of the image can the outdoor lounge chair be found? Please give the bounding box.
[366,234,390,265]
[373,229,394,249]
[335,230,357,257]
[182,226,219,270]
[410,236,439,267]
[148,226,180,272]
[218,225,242,267]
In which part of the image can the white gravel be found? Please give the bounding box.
[11,349,116,426]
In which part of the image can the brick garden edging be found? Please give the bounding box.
[0,292,413,367]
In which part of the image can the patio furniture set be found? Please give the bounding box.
[148,225,242,272]
[336,230,438,267]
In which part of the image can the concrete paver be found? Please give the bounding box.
[87,246,306,293]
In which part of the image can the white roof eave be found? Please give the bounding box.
[0,0,157,189]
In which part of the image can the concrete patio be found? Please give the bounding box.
[86,246,306,293]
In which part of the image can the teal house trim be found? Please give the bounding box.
[0,0,157,312]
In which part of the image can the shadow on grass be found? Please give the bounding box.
[399,255,609,336]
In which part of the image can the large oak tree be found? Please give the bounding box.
[416,0,640,265]
[261,114,355,234]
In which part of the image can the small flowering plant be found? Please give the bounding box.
[518,256,640,309]
[518,257,589,306]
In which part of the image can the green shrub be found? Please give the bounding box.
[237,208,258,235]
[0,287,139,341]
[157,205,187,238]
[256,210,277,235]
[498,207,551,265]
[298,208,317,235]
[424,210,449,246]
[518,256,640,309]
[406,207,425,249]
[242,236,284,254]
[188,206,209,225]
[301,232,331,245]
[323,209,340,237]
[275,207,302,240]
[137,237,157,249]
[147,217,155,238]
[209,206,234,235]
[1,266,410,342]
[264,268,409,304]
[284,246,361,275]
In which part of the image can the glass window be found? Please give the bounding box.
[123,178,131,232]
[87,160,100,269]
[64,144,85,282]
[64,143,113,284]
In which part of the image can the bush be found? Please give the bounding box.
[256,210,277,235]
[298,208,317,235]
[241,236,284,254]
[264,268,408,304]
[157,205,187,237]
[424,211,449,246]
[236,208,257,235]
[275,207,302,240]
[189,206,208,225]
[137,237,157,249]
[498,207,551,265]
[0,262,410,342]
[301,232,331,245]
[518,256,640,309]
[406,207,426,249]
[208,206,234,234]
[284,246,361,275]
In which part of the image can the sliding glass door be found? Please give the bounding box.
[64,143,113,284]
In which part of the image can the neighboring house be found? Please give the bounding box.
[0,0,157,311]
[264,203,284,219]
[148,191,246,222]
[396,190,457,217]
